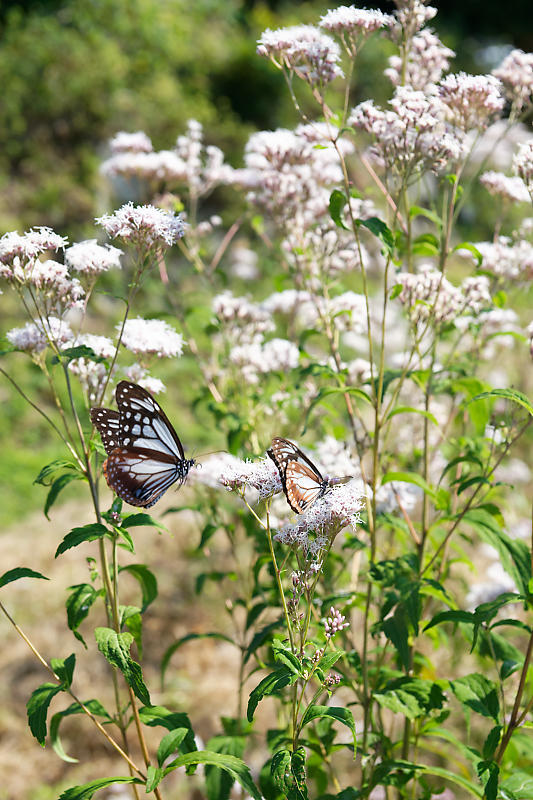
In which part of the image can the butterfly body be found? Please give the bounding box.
[268,437,350,514]
[91,381,194,508]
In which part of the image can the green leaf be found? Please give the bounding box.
[51,345,107,364]
[163,751,262,800]
[385,406,439,426]
[271,748,308,800]
[382,611,410,671]
[412,232,440,257]
[462,509,531,595]
[272,639,301,675]
[381,471,434,500]
[483,726,502,760]
[66,583,103,647]
[205,730,248,800]
[119,564,158,612]
[329,189,349,230]
[243,618,283,665]
[471,388,533,417]
[51,654,76,688]
[121,512,167,531]
[146,766,165,793]
[449,674,500,721]
[247,667,298,721]
[56,524,109,557]
[57,777,140,800]
[43,472,84,519]
[316,650,344,674]
[157,728,189,766]
[94,627,150,706]
[424,609,479,632]
[302,386,372,434]
[409,205,442,227]
[0,567,48,588]
[34,458,79,485]
[357,217,394,256]
[300,705,356,755]
[139,705,197,758]
[454,241,483,266]
[161,633,238,686]
[50,699,112,763]
[500,772,533,799]
[27,682,63,745]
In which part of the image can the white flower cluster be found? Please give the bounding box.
[313,436,361,481]
[102,121,235,198]
[218,456,283,499]
[329,291,367,333]
[319,6,393,54]
[65,240,123,275]
[479,171,530,204]
[274,482,364,554]
[470,236,533,281]
[350,87,464,177]
[6,316,74,355]
[512,141,533,195]
[438,73,504,131]
[396,264,491,326]
[212,291,274,345]
[119,317,184,359]
[385,29,454,91]
[262,289,313,316]
[0,227,68,265]
[375,482,421,514]
[257,24,343,85]
[96,202,185,249]
[240,125,349,226]
[229,338,300,384]
[492,49,533,112]
[110,131,153,153]
[391,0,437,39]
[68,334,116,404]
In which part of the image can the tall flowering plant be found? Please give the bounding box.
[1,2,533,799]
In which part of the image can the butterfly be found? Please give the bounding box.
[267,437,351,514]
[90,381,195,508]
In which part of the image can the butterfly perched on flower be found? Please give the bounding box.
[90,381,195,508]
[267,437,352,514]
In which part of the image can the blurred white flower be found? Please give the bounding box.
[65,240,123,275]
[119,317,184,358]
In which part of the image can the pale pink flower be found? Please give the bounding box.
[119,317,184,358]
[68,334,116,404]
[493,49,533,111]
[0,227,68,265]
[96,203,185,249]
[385,29,454,90]
[324,607,350,639]
[319,6,393,50]
[7,316,74,354]
[110,131,153,154]
[220,457,283,499]
[257,24,343,85]
[65,240,123,275]
[438,73,504,131]
[480,171,530,203]
[122,364,166,394]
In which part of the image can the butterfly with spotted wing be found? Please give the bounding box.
[90,381,195,508]
[267,437,352,514]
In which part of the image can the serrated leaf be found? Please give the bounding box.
[56,524,109,557]
[450,674,499,721]
[483,726,502,760]
[27,682,63,745]
[139,705,197,759]
[316,650,344,673]
[121,512,167,531]
[94,627,150,706]
[0,567,48,589]
[51,653,76,688]
[163,751,262,800]
[66,583,103,647]
[385,406,439,426]
[146,765,165,793]
[300,705,356,755]
[52,345,107,364]
[247,667,298,721]
[243,618,283,665]
[119,564,158,612]
[271,748,308,800]
[374,678,445,722]
[34,458,79,485]
[329,189,349,230]
[205,731,248,800]
[57,777,140,800]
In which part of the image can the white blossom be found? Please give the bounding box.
[119,317,184,358]
[512,140,533,194]
[385,29,454,90]
[96,203,185,249]
[257,24,343,85]
[493,49,533,111]
[479,171,530,203]
[438,73,504,131]
[110,131,153,154]
[122,364,166,394]
[220,456,283,499]
[65,240,123,275]
[0,227,68,266]
[7,316,74,353]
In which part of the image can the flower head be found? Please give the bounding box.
[324,607,350,639]
[257,24,343,85]
[65,240,123,275]
[119,317,184,358]
[492,49,533,112]
[96,203,185,249]
[110,131,153,154]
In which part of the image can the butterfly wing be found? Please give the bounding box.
[284,460,326,513]
[90,408,121,455]
[103,447,185,508]
[268,437,326,513]
[115,381,186,459]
